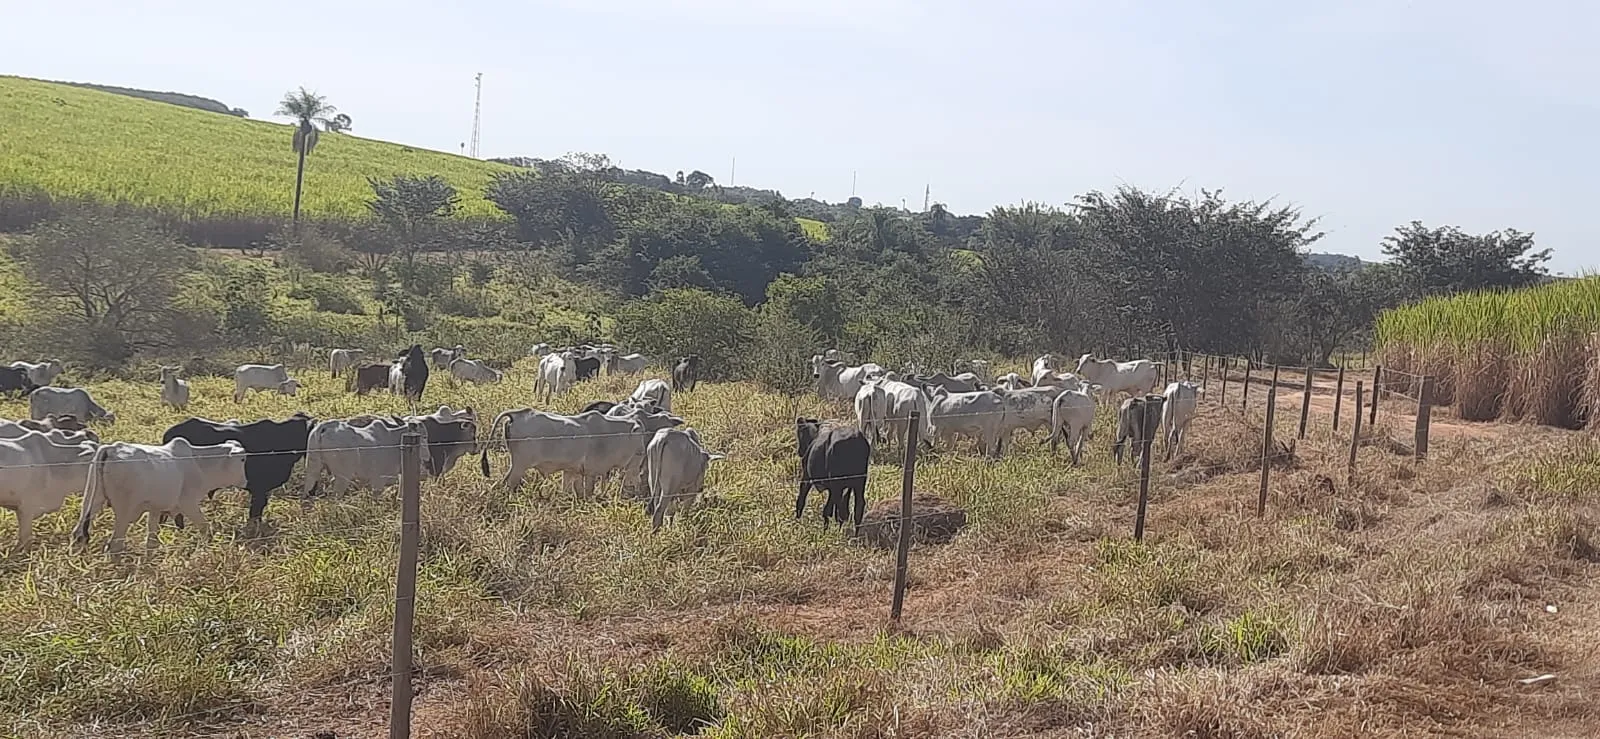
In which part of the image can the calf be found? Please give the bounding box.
[0,431,99,548]
[1111,396,1165,466]
[73,438,248,553]
[646,427,725,529]
[575,355,602,381]
[1048,386,1098,466]
[0,367,39,398]
[448,357,503,385]
[233,364,301,403]
[329,348,365,378]
[162,412,315,524]
[160,366,190,410]
[10,359,63,387]
[348,362,394,395]
[1162,381,1201,461]
[302,417,432,498]
[795,419,870,530]
[628,378,673,413]
[430,346,463,370]
[671,355,702,392]
[30,387,114,422]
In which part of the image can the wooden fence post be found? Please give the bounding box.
[1347,382,1364,486]
[890,411,921,621]
[1219,357,1229,405]
[1202,355,1212,400]
[1414,376,1432,462]
[1241,359,1253,411]
[1369,365,1382,426]
[1332,365,1346,432]
[390,433,422,739]
[1258,382,1277,516]
[1132,395,1164,542]
[1298,366,1313,440]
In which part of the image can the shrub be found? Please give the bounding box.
[275,225,356,274]
[289,274,366,315]
[613,288,754,380]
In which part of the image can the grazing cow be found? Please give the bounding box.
[430,346,463,370]
[1048,386,1099,465]
[795,419,871,530]
[923,387,1007,459]
[400,344,430,405]
[811,355,886,401]
[448,357,503,385]
[995,385,1067,454]
[1112,396,1166,466]
[671,355,702,393]
[3,416,99,444]
[1035,370,1087,390]
[910,372,983,394]
[996,372,1031,391]
[10,360,63,387]
[605,352,648,375]
[1162,381,1201,461]
[410,407,479,477]
[874,379,930,451]
[1031,354,1059,386]
[1075,354,1163,401]
[232,364,301,403]
[329,349,365,378]
[853,380,889,443]
[73,438,248,553]
[348,362,394,395]
[0,431,99,548]
[161,412,315,524]
[0,367,38,398]
[574,355,602,381]
[302,417,432,498]
[479,408,682,496]
[628,378,673,413]
[535,351,577,404]
[582,400,618,414]
[646,427,724,529]
[30,387,114,423]
[160,366,190,410]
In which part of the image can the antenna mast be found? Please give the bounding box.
[469,73,483,158]
[923,184,930,212]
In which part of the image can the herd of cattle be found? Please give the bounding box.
[0,343,1204,553]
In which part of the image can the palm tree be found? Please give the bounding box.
[275,87,338,225]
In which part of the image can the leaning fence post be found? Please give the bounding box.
[1258,381,1277,516]
[1241,358,1253,411]
[1298,366,1313,440]
[1132,395,1164,542]
[1369,365,1382,426]
[1414,376,1432,462]
[1220,357,1229,406]
[1332,365,1346,432]
[390,432,422,739]
[1347,381,1364,486]
[890,411,921,622]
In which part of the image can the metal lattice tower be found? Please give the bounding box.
[468,73,482,158]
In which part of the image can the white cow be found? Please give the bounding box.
[1075,354,1163,401]
[995,385,1067,454]
[853,380,890,443]
[1162,381,1202,461]
[529,343,552,357]
[924,388,1007,459]
[534,351,577,404]
[481,408,682,496]
[646,427,725,529]
[996,372,1031,391]
[628,378,673,413]
[1035,371,1087,390]
[329,349,365,378]
[302,417,431,498]
[72,438,248,553]
[160,366,190,411]
[1048,386,1099,466]
[448,357,503,384]
[875,379,929,451]
[430,346,464,370]
[0,431,99,548]
[30,387,115,422]
[10,360,63,387]
[0,418,97,445]
[606,352,649,375]
[810,355,886,401]
[233,364,301,403]
[1031,354,1059,386]
[388,361,407,395]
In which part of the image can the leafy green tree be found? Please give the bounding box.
[327,113,352,133]
[366,174,459,279]
[613,289,754,379]
[1381,221,1550,296]
[274,88,339,225]
[684,170,715,192]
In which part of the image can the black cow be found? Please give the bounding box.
[400,344,429,404]
[162,412,315,525]
[413,413,479,478]
[794,418,871,530]
[672,355,701,392]
[575,356,601,381]
[581,400,618,414]
[347,362,394,395]
[0,367,38,399]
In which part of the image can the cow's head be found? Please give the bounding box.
[795,417,821,458]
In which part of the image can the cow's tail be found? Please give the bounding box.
[72,444,113,548]
[647,441,665,528]
[480,410,515,478]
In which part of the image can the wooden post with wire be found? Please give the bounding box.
[1201,355,1212,400]
[390,432,422,739]
[1332,365,1346,431]
[1258,381,1277,516]
[1369,365,1382,426]
[890,411,921,621]
[1131,395,1165,542]
[1347,382,1364,485]
[1220,357,1229,405]
[1298,366,1313,439]
[1414,376,1432,462]
[1241,358,1253,411]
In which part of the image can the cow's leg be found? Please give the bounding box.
[852,485,866,531]
[14,508,35,550]
[107,511,133,555]
[499,460,528,494]
[182,503,210,545]
[144,509,161,552]
[794,481,811,520]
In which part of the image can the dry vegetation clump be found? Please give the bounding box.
[2,365,1599,737]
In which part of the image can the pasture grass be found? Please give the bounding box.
[0,363,1595,736]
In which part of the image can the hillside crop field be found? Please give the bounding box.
[0,76,515,219]
[1376,276,1600,428]
[1,360,1597,738]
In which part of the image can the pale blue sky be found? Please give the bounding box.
[4,1,1596,270]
